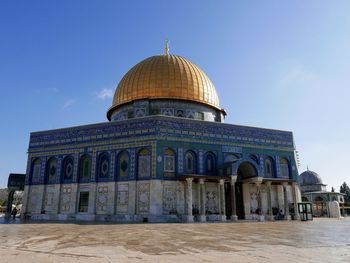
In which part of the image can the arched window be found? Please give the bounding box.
[176,109,185,118]
[62,156,74,181]
[98,153,110,179]
[185,151,196,174]
[280,158,290,178]
[118,151,129,178]
[265,157,275,178]
[79,155,91,182]
[31,158,42,183]
[138,148,151,178]
[46,157,57,184]
[205,152,216,175]
[164,148,175,177]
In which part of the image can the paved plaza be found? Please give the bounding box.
[0,218,349,262]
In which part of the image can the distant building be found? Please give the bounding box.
[21,48,301,222]
[300,169,345,217]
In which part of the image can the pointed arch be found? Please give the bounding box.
[204,151,216,175]
[264,156,275,178]
[62,155,74,182]
[137,148,151,178]
[46,157,57,184]
[79,154,91,183]
[97,152,110,181]
[237,161,258,181]
[164,148,176,177]
[117,151,129,179]
[185,150,197,174]
[30,158,42,184]
[280,157,290,179]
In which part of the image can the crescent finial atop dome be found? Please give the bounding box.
[165,40,170,55]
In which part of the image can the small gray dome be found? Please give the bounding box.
[299,170,323,185]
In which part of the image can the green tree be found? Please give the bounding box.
[340,182,350,206]
[331,187,335,192]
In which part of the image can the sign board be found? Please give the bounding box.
[7,173,25,191]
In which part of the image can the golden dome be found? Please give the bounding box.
[107,54,221,120]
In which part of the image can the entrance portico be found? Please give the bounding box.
[181,174,300,222]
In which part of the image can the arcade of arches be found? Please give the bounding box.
[182,162,300,222]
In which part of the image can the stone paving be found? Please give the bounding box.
[0,217,349,262]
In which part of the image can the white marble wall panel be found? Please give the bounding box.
[128,181,136,214]
[176,181,185,215]
[60,185,72,214]
[44,185,56,213]
[149,180,163,215]
[28,185,44,213]
[116,182,129,214]
[69,184,78,214]
[243,183,251,216]
[137,181,150,214]
[96,182,115,214]
[205,182,219,214]
[162,181,177,215]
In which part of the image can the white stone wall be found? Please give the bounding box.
[22,180,300,222]
[27,185,45,213]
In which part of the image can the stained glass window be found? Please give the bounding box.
[99,153,109,178]
[63,156,74,180]
[118,151,129,178]
[31,158,42,183]
[138,149,150,178]
[47,157,57,183]
[79,155,90,181]
[185,151,196,174]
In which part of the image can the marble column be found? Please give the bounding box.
[282,182,290,220]
[185,178,194,222]
[253,177,265,221]
[199,179,206,222]
[255,181,264,221]
[266,181,274,221]
[230,176,238,221]
[219,179,226,221]
[292,182,300,220]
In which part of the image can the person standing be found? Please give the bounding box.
[11,207,17,220]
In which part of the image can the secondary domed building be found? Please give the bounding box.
[299,168,345,217]
[300,169,326,193]
[21,47,301,222]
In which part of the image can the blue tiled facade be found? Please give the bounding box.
[26,115,297,186]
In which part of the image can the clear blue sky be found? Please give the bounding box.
[1,1,349,190]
